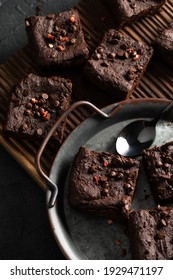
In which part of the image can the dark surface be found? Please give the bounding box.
[0,0,79,260]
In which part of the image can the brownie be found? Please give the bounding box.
[68,147,140,221]
[3,73,72,143]
[154,22,173,69]
[25,9,89,69]
[142,141,173,203]
[129,206,173,259]
[84,29,153,101]
[108,0,166,27]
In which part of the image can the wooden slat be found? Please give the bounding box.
[0,0,173,189]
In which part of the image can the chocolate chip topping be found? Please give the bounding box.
[36,128,43,135]
[97,47,104,54]
[45,12,79,51]
[108,52,116,59]
[42,93,49,99]
[93,52,101,60]
[101,61,109,67]
[20,123,28,131]
[24,109,32,116]
[54,100,60,107]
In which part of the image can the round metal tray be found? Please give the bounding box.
[37,98,173,259]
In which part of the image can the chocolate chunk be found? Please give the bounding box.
[23,89,29,96]
[25,102,32,109]
[20,123,28,131]
[24,109,32,116]
[70,38,76,45]
[54,100,60,107]
[93,53,101,60]
[97,47,104,54]
[108,52,116,59]
[69,25,77,33]
[37,128,43,135]
[42,93,49,99]
[117,50,125,57]
[101,61,109,67]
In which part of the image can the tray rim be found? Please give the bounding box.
[45,97,171,260]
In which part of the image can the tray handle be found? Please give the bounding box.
[35,100,119,208]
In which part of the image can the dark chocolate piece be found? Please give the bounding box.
[68,146,140,221]
[154,22,173,69]
[129,206,173,259]
[142,141,173,203]
[25,9,89,69]
[3,73,72,143]
[108,0,166,27]
[84,29,153,101]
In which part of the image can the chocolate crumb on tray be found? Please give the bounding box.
[3,73,72,143]
[68,146,140,222]
[129,206,173,259]
[142,141,173,204]
[154,22,173,69]
[84,29,153,101]
[107,0,166,28]
[25,9,89,70]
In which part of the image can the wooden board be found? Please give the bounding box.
[0,0,173,191]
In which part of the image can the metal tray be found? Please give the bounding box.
[36,98,173,260]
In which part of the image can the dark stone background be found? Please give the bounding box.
[0,0,79,260]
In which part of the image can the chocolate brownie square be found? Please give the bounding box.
[108,0,166,27]
[84,29,153,101]
[25,9,89,69]
[3,73,72,143]
[154,22,173,69]
[142,141,173,203]
[68,147,140,221]
[129,206,173,259]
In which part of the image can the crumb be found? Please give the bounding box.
[107,219,114,225]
